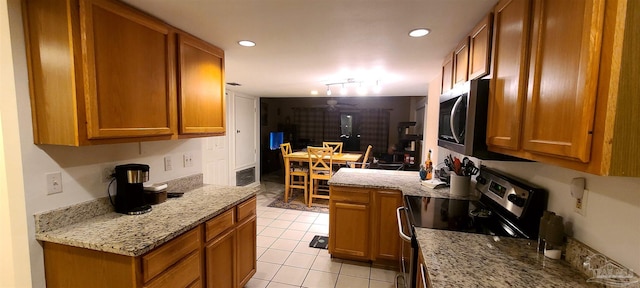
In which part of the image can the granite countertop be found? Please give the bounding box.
[329,168,476,200]
[35,184,258,257]
[329,168,594,287]
[415,229,596,287]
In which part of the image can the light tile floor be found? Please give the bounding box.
[245,179,398,288]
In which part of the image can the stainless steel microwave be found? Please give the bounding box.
[438,79,492,158]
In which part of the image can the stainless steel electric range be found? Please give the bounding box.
[397,166,548,288]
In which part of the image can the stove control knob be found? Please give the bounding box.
[507,194,526,207]
[476,176,487,185]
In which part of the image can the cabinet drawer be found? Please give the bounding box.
[206,208,235,242]
[144,251,201,288]
[237,197,256,222]
[330,186,370,204]
[143,227,201,282]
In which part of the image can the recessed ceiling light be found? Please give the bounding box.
[409,28,430,38]
[310,90,319,95]
[238,40,256,47]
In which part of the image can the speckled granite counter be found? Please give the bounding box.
[415,229,597,287]
[35,184,258,257]
[329,168,594,287]
[328,168,476,200]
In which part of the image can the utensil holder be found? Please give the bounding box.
[449,174,470,197]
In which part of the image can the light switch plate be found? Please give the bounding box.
[164,156,172,171]
[46,172,63,195]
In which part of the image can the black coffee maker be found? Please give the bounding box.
[114,164,152,215]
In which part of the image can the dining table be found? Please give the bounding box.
[282,151,363,202]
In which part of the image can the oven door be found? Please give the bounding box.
[396,207,417,288]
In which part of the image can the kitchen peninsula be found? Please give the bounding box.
[328,168,597,288]
[35,183,258,288]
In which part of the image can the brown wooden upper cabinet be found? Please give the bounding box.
[488,0,640,177]
[486,0,531,152]
[440,52,454,94]
[468,13,493,80]
[453,37,470,86]
[23,0,226,146]
[177,33,226,136]
[440,12,492,94]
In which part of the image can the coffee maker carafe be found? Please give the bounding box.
[114,164,152,215]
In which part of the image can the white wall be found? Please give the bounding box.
[1,0,32,286]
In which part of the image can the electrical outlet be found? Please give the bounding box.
[574,189,589,216]
[183,153,193,167]
[164,156,172,171]
[46,172,63,195]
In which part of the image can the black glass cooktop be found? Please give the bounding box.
[404,195,526,238]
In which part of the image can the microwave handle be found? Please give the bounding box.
[450,96,464,143]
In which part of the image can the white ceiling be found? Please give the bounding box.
[122,0,498,98]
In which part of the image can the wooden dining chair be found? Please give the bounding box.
[307,146,334,207]
[322,142,343,154]
[280,143,308,203]
[349,145,373,169]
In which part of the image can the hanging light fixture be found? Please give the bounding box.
[324,79,381,96]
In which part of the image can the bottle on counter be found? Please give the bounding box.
[544,215,565,260]
[538,210,555,253]
[419,164,427,180]
[425,149,433,180]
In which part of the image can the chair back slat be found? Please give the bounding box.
[280,143,292,156]
[361,145,373,169]
[322,142,343,154]
[308,146,333,175]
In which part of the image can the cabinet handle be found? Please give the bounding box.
[237,130,241,133]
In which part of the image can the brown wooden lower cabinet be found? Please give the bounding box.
[328,185,402,264]
[203,196,256,288]
[205,228,236,288]
[43,196,256,288]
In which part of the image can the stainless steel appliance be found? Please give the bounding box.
[396,166,547,288]
[438,79,492,159]
[113,164,152,215]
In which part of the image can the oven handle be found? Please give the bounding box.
[420,263,428,288]
[396,207,412,242]
[450,96,463,144]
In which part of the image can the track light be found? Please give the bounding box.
[324,79,381,96]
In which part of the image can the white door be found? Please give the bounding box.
[235,95,256,169]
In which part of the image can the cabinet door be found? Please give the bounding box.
[453,37,470,86]
[486,0,531,151]
[521,0,604,162]
[329,201,370,259]
[177,33,226,135]
[468,14,493,80]
[236,215,257,288]
[205,229,235,288]
[80,0,176,139]
[372,190,402,261]
[441,52,454,94]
